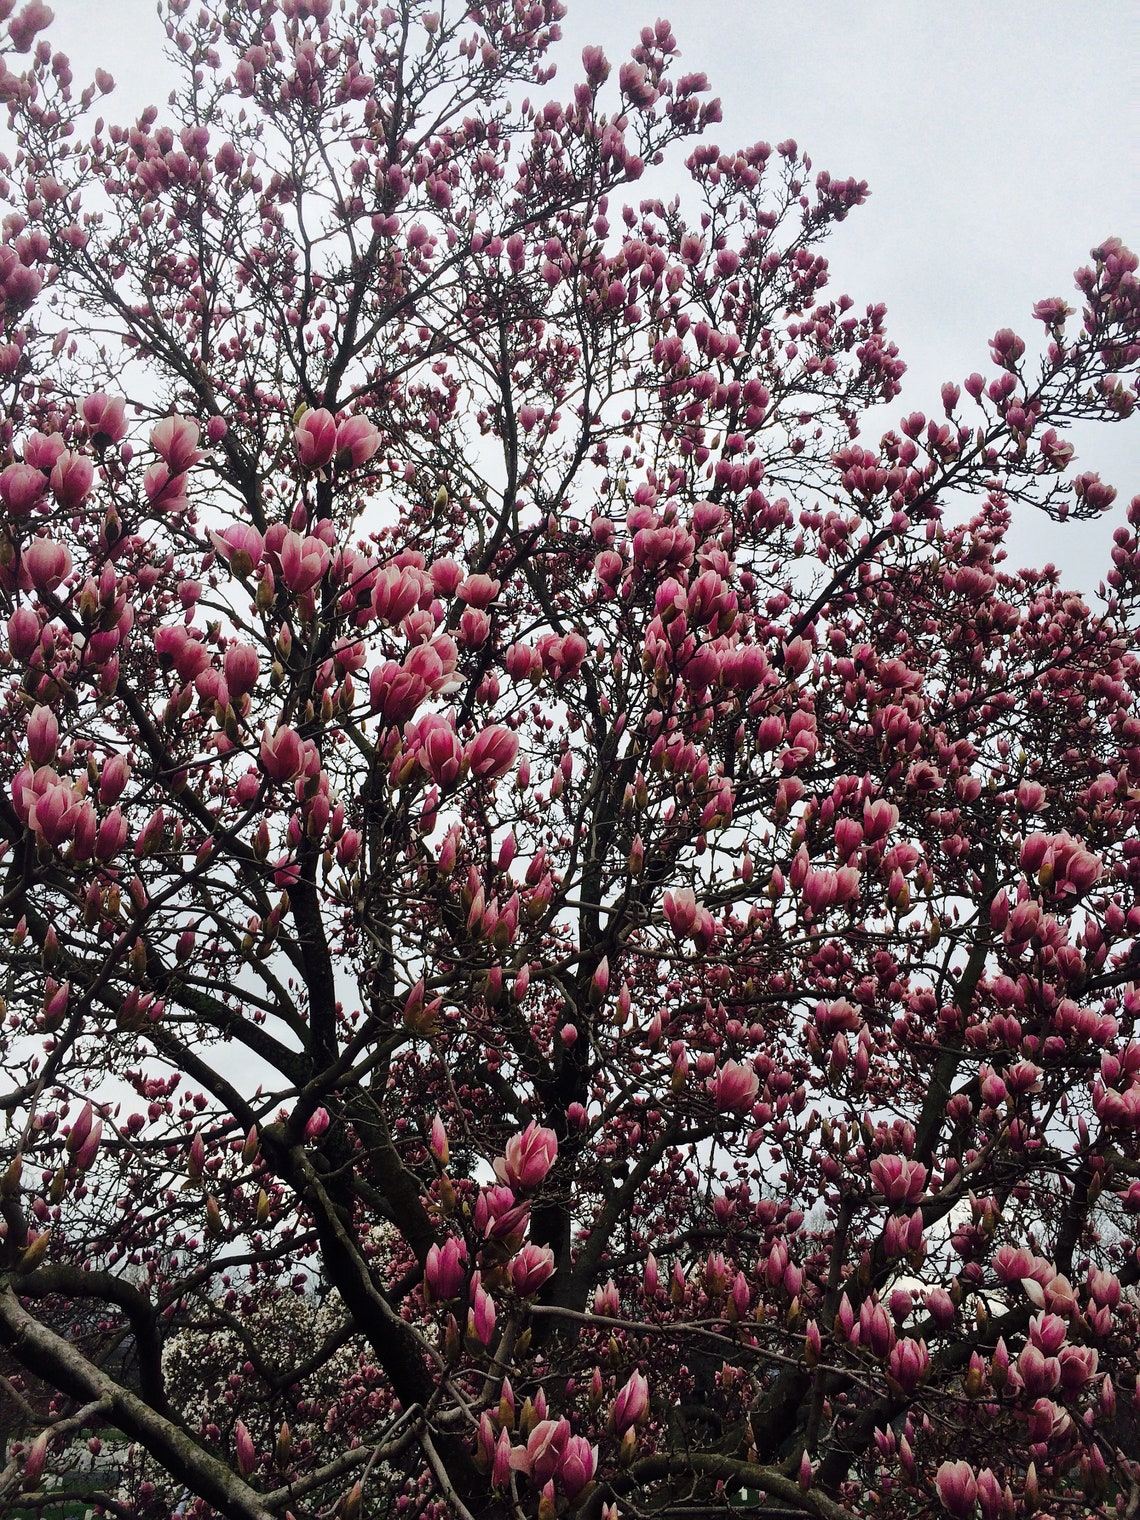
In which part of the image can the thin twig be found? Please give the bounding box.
[420,1430,478,1520]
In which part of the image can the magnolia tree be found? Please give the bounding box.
[0,1,1138,1518]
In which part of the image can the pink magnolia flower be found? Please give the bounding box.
[294,407,337,468]
[424,1237,467,1301]
[371,563,425,624]
[663,887,699,937]
[782,635,812,675]
[428,1114,449,1167]
[709,1060,759,1114]
[8,0,54,53]
[7,606,41,660]
[1020,829,1101,895]
[336,828,362,868]
[729,1270,751,1319]
[259,725,305,783]
[469,1282,496,1346]
[28,777,83,849]
[619,59,657,109]
[20,536,72,593]
[975,1469,1002,1520]
[49,450,94,508]
[1043,1273,1079,1316]
[143,461,189,511]
[612,1369,649,1434]
[925,1287,956,1329]
[492,1428,512,1489]
[98,753,130,805]
[557,1436,597,1499]
[862,797,898,842]
[212,524,264,577]
[429,557,464,596]
[459,606,490,648]
[223,643,260,697]
[403,641,446,691]
[0,262,42,316]
[278,530,330,593]
[335,414,380,469]
[834,816,863,860]
[935,1460,977,1518]
[1072,469,1116,513]
[457,572,500,608]
[10,763,34,825]
[1039,427,1075,470]
[71,1112,104,1167]
[70,802,96,861]
[1057,1342,1098,1391]
[593,1277,620,1316]
[537,630,587,681]
[234,1419,255,1477]
[582,43,610,86]
[1060,846,1101,893]
[23,431,65,470]
[63,1100,100,1167]
[501,1121,558,1191]
[1087,1266,1121,1309]
[508,1242,556,1296]
[473,1185,530,1244]
[466,725,519,779]
[801,869,837,915]
[1028,1311,1067,1355]
[26,704,58,766]
[594,549,623,588]
[150,415,202,473]
[480,1407,511,1476]
[304,1107,330,1141]
[870,1154,928,1208]
[369,662,427,725]
[860,1298,895,1359]
[0,461,45,513]
[82,391,128,445]
[412,714,462,788]
[526,1418,569,1484]
[134,806,165,857]
[65,1101,96,1156]
[95,808,128,862]
[888,1336,929,1393]
[73,1115,103,1172]
[21,1431,48,1489]
[502,641,537,682]
[155,625,209,681]
[1016,778,1047,811]
[41,978,68,1027]
[1017,1342,1060,1396]
[804,1320,822,1364]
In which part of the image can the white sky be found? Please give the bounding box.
[41,0,1140,590]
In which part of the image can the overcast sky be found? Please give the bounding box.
[41,0,1140,590]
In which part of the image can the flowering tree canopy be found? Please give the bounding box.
[0,2,1138,1518]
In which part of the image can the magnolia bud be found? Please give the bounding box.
[234,1419,255,1476]
[18,1229,51,1273]
[22,1430,49,1489]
